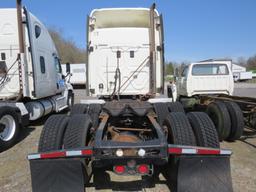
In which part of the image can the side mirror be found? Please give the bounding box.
[66,62,71,74]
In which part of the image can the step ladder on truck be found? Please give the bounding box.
[28,4,233,192]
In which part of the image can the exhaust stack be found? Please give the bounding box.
[16,0,25,54]
[149,3,156,94]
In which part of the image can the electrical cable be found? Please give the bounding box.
[0,57,19,86]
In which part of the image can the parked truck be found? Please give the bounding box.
[0,0,74,150]
[233,71,253,81]
[28,5,233,192]
[61,63,86,88]
[172,60,255,141]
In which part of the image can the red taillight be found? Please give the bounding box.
[137,164,149,174]
[113,165,126,174]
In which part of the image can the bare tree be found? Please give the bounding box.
[48,28,87,64]
[237,57,247,66]
[247,55,256,70]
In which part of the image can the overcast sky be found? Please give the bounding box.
[0,0,256,62]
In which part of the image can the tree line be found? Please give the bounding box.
[165,56,256,76]
[48,28,87,64]
[237,56,256,72]
[48,27,256,73]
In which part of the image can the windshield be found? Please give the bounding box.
[192,64,229,75]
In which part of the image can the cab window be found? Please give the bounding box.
[192,64,229,75]
[54,57,62,73]
[40,56,45,74]
[35,25,41,39]
[181,66,188,77]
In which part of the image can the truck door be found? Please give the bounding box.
[178,66,188,95]
[54,56,65,93]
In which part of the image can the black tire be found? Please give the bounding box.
[187,112,220,148]
[153,103,170,126]
[88,104,101,128]
[206,101,231,141]
[67,91,74,110]
[167,102,185,113]
[64,114,92,184]
[70,104,89,115]
[163,112,196,189]
[224,102,244,141]
[0,106,20,151]
[70,104,101,128]
[163,112,196,146]
[38,114,69,152]
[64,114,92,149]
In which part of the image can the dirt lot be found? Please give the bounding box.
[0,84,256,192]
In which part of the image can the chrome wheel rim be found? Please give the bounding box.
[0,115,16,141]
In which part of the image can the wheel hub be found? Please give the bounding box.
[0,115,16,141]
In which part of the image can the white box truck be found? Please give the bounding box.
[233,71,253,81]
[0,0,74,150]
[61,63,86,87]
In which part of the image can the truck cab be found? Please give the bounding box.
[177,60,234,97]
[87,8,164,98]
[0,5,73,150]
[0,8,65,100]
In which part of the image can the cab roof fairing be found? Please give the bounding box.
[88,8,160,29]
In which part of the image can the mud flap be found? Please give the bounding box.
[177,156,233,192]
[30,159,85,192]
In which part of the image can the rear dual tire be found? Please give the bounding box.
[38,114,93,189]
[206,101,244,141]
[163,112,219,148]
[224,101,244,141]
[70,103,101,128]
[64,114,92,185]
[187,112,219,148]
[38,114,69,152]
[163,112,196,146]
[206,101,231,141]
[163,112,196,191]
[154,102,185,126]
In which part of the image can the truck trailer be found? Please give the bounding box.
[61,63,86,87]
[0,0,74,150]
[28,4,233,192]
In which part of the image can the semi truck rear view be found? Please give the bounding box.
[86,6,164,98]
[28,4,233,192]
[0,0,73,150]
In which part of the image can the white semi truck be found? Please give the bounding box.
[29,5,233,192]
[0,0,74,150]
[86,7,164,98]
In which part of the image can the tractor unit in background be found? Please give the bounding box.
[0,0,73,150]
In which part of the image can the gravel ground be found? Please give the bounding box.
[0,84,256,192]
